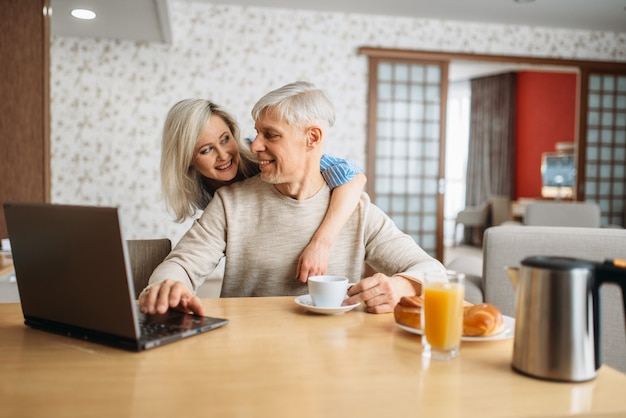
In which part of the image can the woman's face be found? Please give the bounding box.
[192,115,241,183]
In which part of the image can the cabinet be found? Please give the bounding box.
[0,0,50,238]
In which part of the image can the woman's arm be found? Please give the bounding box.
[296,155,366,282]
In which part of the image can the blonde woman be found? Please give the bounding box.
[160,99,366,282]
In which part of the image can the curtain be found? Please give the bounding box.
[466,73,517,207]
[460,73,516,245]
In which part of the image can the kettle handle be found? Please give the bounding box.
[596,259,626,316]
[594,259,626,369]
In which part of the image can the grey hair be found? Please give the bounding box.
[160,99,257,222]
[251,81,335,129]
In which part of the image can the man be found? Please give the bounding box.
[139,81,445,316]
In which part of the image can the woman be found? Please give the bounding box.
[160,99,366,282]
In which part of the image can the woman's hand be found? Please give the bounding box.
[295,239,330,283]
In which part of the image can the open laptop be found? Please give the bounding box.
[3,201,228,351]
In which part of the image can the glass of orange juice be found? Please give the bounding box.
[421,271,465,360]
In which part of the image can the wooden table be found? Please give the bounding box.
[1,297,625,418]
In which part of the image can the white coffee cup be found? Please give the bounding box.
[308,275,350,308]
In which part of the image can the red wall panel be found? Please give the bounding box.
[514,71,577,199]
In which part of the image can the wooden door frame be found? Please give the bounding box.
[360,47,626,258]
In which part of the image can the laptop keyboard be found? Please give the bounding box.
[140,321,185,339]
[138,311,208,339]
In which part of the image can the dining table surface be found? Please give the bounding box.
[1,295,626,418]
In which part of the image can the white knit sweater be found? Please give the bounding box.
[149,175,444,297]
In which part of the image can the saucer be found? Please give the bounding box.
[294,294,360,315]
[395,315,515,341]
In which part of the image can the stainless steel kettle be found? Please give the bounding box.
[506,256,626,382]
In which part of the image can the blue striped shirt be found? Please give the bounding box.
[320,154,364,189]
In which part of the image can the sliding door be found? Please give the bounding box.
[365,58,447,260]
[579,71,626,226]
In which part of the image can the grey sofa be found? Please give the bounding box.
[480,225,626,374]
[523,201,601,227]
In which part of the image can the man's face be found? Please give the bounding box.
[251,110,309,185]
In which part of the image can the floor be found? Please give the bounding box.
[443,244,483,266]
[0,253,18,303]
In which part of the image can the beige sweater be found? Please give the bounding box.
[149,175,444,297]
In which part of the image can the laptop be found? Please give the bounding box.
[3,201,228,351]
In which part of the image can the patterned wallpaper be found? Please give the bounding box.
[50,0,626,244]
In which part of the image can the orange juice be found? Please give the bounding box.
[423,282,465,350]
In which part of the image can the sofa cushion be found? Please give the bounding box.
[446,256,484,304]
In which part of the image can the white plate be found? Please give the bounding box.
[294,294,360,315]
[395,315,515,341]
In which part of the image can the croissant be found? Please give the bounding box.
[462,303,504,337]
[393,296,422,329]
[395,297,504,337]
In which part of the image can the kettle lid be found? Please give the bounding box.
[521,256,596,271]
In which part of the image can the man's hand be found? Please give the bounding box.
[345,273,418,314]
[138,279,205,316]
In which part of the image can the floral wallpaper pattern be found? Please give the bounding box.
[50,0,626,243]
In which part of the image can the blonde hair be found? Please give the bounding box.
[160,99,258,222]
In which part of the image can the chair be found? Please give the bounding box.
[127,239,171,298]
[524,201,600,227]
[489,195,512,226]
[454,201,490,246]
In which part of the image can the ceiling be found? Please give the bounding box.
[50,0,626,44]
[50,0,171,43]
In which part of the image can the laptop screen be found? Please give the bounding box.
[4,202,140,339]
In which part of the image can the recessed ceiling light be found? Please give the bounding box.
[71,9,96,20]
